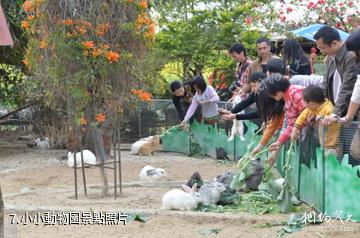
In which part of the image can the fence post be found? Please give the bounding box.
[0,186,4,238]
[321,126,326,213]
[297,130,302,196]
[138,107,142,140]
[233,135,236,160]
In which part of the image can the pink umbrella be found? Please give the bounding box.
[0,4,14,46]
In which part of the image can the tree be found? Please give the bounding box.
[153,0,270,83]
[274,0,360,32]
[22,0,155,196]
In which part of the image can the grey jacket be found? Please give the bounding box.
[323,44,358,116]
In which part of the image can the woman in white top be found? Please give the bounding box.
[181,76,220,126]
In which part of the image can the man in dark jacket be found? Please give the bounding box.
[170,80,201,122]
[314,25,358,159]
[314,26,358,119]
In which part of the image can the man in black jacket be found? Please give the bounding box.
[170,80,201,123]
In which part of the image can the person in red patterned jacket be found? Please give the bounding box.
[263,73,306,166]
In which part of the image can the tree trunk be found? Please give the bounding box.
[0,186,4,238]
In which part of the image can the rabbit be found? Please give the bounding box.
[138,135,161,156]
[161,183,201,211]
[67,149,97,168]
[215,171,235,188]
[35,137,50,150]
[129,136,154,154]
[244,158,264,191]
[270,178,284,194]
[227,93,245,142]
[186,172,203,189]
[139,165,167,182]
[215,147,229,160]
[199,181,226,205]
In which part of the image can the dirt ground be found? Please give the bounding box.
[1,140,359,238]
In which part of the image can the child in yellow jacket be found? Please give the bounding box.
[291,85,341,157]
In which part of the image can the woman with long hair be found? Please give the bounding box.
[282,39,312,76]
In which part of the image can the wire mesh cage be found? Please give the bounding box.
[128,99,262,143]
[338,121,360,166]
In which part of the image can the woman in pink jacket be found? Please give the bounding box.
[263,73,306,165]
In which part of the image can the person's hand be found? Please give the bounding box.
[269,141,281,152]
[252,144,264,156]
[291,128,300,141]
[320,114,338,126]
[267,150,279,167]
[222,113,236,121]
[218,108,230,115]
[180,121,188,129]
[307,115,316,124]
[338,116,352,123]
[315,115,322,122]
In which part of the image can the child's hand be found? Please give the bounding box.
[291,128,300,141]
[320,114,338,126]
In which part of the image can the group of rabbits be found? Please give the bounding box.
[162,159,271,211]
[162,174,229,211]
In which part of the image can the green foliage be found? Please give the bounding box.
[195,190,280,215]
[0,64,26,106]
[132,48,171,98]
[277,142,301,213]
[154,0,265,80]
[230,128,268,190]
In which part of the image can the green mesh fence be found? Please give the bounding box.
[277,123,360,221]
[161,120,262,158]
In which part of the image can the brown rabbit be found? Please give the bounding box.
[138,135,161,156]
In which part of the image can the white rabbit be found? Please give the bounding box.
[35,137,50,150]
[130,136,154,154]
[228,94,245,142]
[199,181,226,205]
[139,165,167,182]
[67,150,97,168]
[270,178,284,194]
[161,184,201,211]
